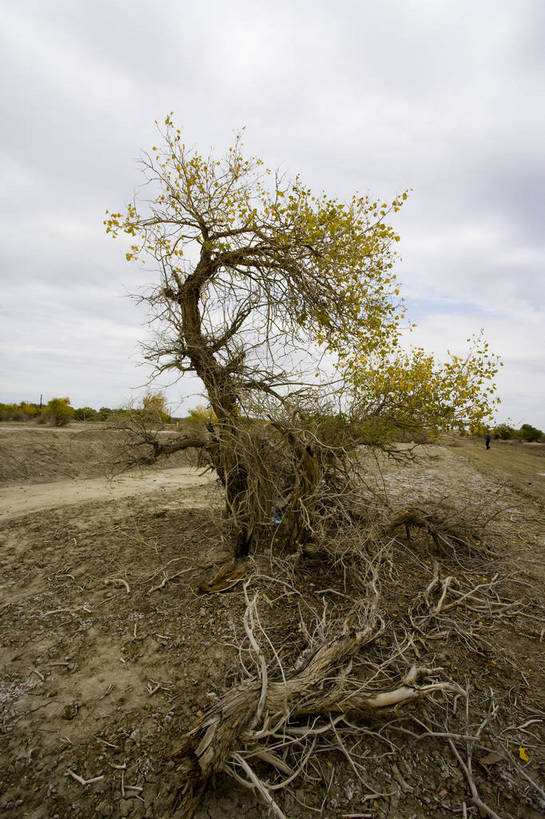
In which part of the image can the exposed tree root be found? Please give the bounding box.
[197,560,248,594]
[384,505,478,553]
[169,584,462,817]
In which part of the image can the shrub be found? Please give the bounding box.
[187,405,217,425]
[20,402,40,420]
[142,391,170,423]
[0,402,19,421]
[73,406,98,422]
[97,407,114,421]
[42,397,74,427]
[0,402,40,421]
[493,423,517,440]
[519,423,544,442]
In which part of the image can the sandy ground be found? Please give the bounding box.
[0,468,216,522]
[1,425,544,818]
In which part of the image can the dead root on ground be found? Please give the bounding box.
[167,520,545,818]
[171,578,459,817]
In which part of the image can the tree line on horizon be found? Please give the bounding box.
[0,397,543,442]
[0,393,175,426]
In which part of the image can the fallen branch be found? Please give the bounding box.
[43,606,92,615]
[231,753,287,818]
[148,568,195,594]
[30,668,45,681]
[66,769,104,786]
[105,578,130,594]
[448,739,501,819]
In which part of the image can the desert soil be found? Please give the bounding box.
[0,425,544,818]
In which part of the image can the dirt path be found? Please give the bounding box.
[452,439,545,502]
[0,467,216,521]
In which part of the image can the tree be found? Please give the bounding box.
[106,116,500,555]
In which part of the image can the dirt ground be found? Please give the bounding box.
[1,425,544,818]
[453,436,545,502]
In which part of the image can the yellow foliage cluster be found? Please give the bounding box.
[344,331,501,435]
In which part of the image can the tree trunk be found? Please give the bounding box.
[282,443,322,551]
[180,252,256,556]
[207,420,254,557]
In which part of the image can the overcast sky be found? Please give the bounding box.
[1,0,544,426]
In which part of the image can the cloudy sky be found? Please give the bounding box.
[1,0,544,425]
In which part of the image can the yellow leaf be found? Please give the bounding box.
[519,747,529,762]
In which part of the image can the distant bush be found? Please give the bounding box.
[489,422,544,442]
[73,406,98,422]
[519,423,544,442]
[0,403,19,421]
[0,401,41,421]
[187,405,217,425]
[142,391,170,423]
[42,397,74,427]
[493,423,517,440]
[97,407,114,421]
[0,400,175,424]
[21,402,40,420]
